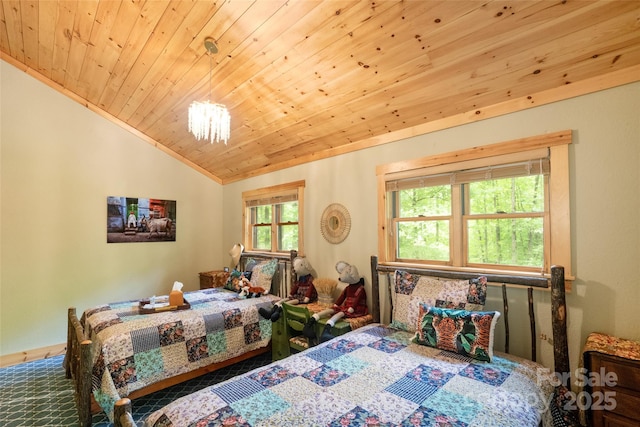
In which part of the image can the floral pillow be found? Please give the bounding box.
[412,304,500,362]
[467,276,488,305]
[391,270,488,332]
[249,258,278,294]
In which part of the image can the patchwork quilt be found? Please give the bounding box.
[143,324,555,427]
[81,288,280,419]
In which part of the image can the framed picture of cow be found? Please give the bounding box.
[107,196,176,243]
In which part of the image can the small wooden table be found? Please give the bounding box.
[199,270,229,289]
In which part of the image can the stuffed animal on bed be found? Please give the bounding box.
[258,255,316,321]
[239,284,267,298]
[303,260,368,344]
[226,269,248,292]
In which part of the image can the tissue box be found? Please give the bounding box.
[199,270,230,289]
[169,290,184,306]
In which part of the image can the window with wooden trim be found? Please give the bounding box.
[376,131,572,279]
[242,180,305,253]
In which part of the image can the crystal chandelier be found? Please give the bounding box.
[188,38,230,145]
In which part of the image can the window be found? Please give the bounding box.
[242,180,305,253]
[377,131,572,279]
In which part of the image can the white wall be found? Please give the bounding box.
[2,56,639,382]
[0,62,223,356]
[222,81,640,377]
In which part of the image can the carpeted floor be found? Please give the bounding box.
[0,352,272,426]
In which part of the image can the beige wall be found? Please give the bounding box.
[0,62,224,356]
[2,58,639,382]
[222,81,640,376]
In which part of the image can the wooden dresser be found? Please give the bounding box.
[582,333,640,427]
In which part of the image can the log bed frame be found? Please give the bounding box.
[63,251,296,427]
[110,255,573,427]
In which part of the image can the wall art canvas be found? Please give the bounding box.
[107,196,176,243]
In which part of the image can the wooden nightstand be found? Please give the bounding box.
[198,270,229,289]
[582,333,640,427]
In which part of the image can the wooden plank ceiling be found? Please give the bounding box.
[1,0,639,184]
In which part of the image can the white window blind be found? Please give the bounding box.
[386,150,549,191]
[244,192,298,207]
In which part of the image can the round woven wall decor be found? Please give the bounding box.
[320,203,351,244]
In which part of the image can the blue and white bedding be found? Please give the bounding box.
[82,287,280,419]
[143,323,555,427]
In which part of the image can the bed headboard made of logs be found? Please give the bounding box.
[369,256,570,378]
[238,251,298,298]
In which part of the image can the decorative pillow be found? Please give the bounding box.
[467,276,488,305]
[243,257,261,271]
[412,304,500,362]
[224,270,252,292]
[249,258,278,294]
[391,270,488,332]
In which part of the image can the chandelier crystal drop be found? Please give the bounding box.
[188,37,230,145]
[188,101,230,145]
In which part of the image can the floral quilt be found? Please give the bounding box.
[144,323,555,427]
[81,288,280,420]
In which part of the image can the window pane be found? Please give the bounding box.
[397,220,450,261]
[278,224,298,251]
[253,225,271,250]
[244,181,304,253]
[278,202,298,222]
[467,217,543,267]
[254,205,272,223]
[398,186,451,217]
[468,176,544,214]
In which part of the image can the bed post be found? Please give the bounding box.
[290,249,297,296]
[501,285,509,354]
[528,287,536,362]
[64,307,75,378]
[66,306,93,426]
[551,265,570,380]
[114,398,136,427]
[78,340,93,427]
[370,256,380,323]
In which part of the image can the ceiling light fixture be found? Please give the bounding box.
[188,37,230,145]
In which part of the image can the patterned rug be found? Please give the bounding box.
[0,352,272,426]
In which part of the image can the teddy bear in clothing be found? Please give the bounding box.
[289,256,318,303]
[303,260,368,344]
[258,255,317,322]
[332,261,368,318]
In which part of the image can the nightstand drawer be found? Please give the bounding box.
[604,388,640,422]
[600,411,640,427]
[599,357,640,391]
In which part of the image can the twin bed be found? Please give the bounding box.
[64,252,295,427]
[68,254,574,427]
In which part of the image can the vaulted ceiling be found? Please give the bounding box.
[1,1,639,184]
